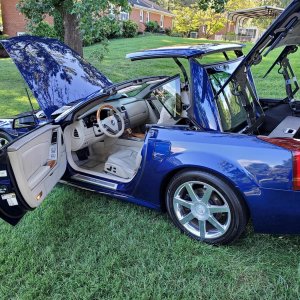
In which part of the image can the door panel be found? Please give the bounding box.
[7,124,66,208]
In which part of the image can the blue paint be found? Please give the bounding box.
[126,43,245,60]
[190,59,221,130]
[1,36,112,119]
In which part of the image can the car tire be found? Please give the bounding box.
[0,132,13,149]
[166,170,249,245]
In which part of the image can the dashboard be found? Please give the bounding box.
[82,113,97,128]
[69,97,150,151]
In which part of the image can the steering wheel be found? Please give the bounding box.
[96,104,125,138]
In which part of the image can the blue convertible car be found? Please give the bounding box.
[1,1,300,245]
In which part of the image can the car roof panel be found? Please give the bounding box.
[126,43,245,61]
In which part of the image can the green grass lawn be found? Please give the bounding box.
[1,35,300,299]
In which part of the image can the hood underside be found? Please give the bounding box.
[1,36,112,118]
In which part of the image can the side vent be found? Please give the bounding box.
[73,129,80,138]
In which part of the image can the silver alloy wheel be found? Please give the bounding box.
[173,181,231,239]
[0,137,9,149]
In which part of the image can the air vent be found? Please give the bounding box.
[73,129,80,138]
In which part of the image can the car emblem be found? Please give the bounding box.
[111,120,115,126]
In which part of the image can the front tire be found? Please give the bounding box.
[0,132,13,149]
[166,170,249,245]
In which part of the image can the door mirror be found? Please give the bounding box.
[13,115,37,129]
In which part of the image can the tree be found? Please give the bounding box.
[225,0,257,11]
[198,0,229,13]
[17,0,129,56]
[173,3,229,39]
[173,5,202,37]
[199,9,228,39]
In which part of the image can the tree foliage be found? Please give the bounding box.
[173,4,227,38]
[173,5,202,37]
[198,0,228,13]
[200,9,227,39]
[17,0,129,56]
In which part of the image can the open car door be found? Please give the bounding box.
[0,124,66,225]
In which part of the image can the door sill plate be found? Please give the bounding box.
[71,174,118,190]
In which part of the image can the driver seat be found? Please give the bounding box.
[104,148,142,179]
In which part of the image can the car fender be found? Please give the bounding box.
[134,128,294,233]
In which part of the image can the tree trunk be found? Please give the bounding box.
[63,13,83,57]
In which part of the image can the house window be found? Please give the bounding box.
[146,11,150,23]
[140,10,144,22]
[160,15,164,28]
[120,12,129,21]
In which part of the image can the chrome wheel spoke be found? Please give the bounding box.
[173,180,231,240]
[208,205,230,214]
[184,183,199,202]
[174,196,192,209]
[179,212,194,224]
[207,216,226,233]
[198,220,206,238]
[200,186,213,204]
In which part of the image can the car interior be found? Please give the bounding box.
[63,75,191,183]
[6,75,192,207]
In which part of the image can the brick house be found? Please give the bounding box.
[126,0,174,32]
[1,0,174,37]
[1,0,53,36]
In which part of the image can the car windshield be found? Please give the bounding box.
[150,77,182,120]
[207,60,251,132]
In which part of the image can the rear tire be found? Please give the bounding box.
[0,132,13,149]
[166,170,249,245]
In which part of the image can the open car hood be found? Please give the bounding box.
[1,36,112,119]
[242,0,300,67]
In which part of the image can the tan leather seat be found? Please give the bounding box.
[104,147,142,179]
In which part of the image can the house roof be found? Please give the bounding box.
[129,0,174,16]
[126,43,245,60]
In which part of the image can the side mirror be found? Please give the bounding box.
[13,115,37,130]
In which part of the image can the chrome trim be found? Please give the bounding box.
[70,174,118,190]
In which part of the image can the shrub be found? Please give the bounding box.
[83,16,123,46]
[105,18,123,39]
[145,21,160,33]
[122,20,138,38]
[30,21,58,38]
[165,28,172,36]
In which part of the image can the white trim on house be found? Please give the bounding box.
[146,11,150,23]
[160,15,164,27]
[140,9,144,22]
[133,4,175,17]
